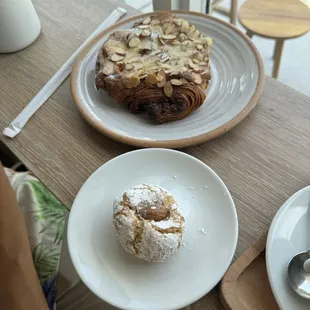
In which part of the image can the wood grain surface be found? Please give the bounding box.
[220,234,279,309]
[238,0,310,39]
[1,0,310,309]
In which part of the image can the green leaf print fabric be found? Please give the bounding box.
[5,168,67,310]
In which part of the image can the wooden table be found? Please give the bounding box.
[1,0,310,309]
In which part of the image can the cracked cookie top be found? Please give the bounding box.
[113,184,185,262]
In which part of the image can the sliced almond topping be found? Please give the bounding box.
[128,37,140,48]
[125,64,134,70]
[146,73,158,84]
[166,24,177,35]
[138,24,150,29]
[164,81,173,97]
[150,67,161,73]
[199,61,208,66]
[180,78,187,84]
[193,67,204,73]
[162,22,171,34]
[180,44,187,52]
[134,63,143,70]
[188,59,198,69]
[140,40,152,51]
[187,31,195,40]
[150,19,160,25]
[188,24,196,34]
[141,29,151,36]
[139,73,147,79]
[197,44,203,50]
[150,50,162,56]
[102,66,114,75]
[183,40,192,47]
[165,69,180,76]
[157,70,165,81]
[136,68,145,75]
[142,17,151,25]
[194,29,200,38]
[175,18,183,26]
[127,33,135,41]
[180,20,189,33]
[171,40,180,45]
[179,33,187,42]
[197,54,204,61]
[161,34,177,40]
[206,37,213,47]
[157,71,167,87]
[127,56,141,64]
[193,73,202,85]
[135,29,142,36]
[124,76,140,88]
[159,37,166,45]
[192,58,200,64]
[160,55,170,63]
[170,79,182,86]
[115,47,126,55]
[111,54,125,62]
[160,64,171,69]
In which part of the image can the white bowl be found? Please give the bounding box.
[68,149,238,310]
[71,11,264,148]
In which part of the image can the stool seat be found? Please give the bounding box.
[238,0,310,79]
[239,0,310,39]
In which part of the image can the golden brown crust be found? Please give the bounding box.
[95,13,212,124]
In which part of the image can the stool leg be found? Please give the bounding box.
[246,30,253,39]
[230,0,237,25]
[273,41,277,59]
[272,39,284,79]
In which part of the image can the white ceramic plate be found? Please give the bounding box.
[68,149,238,310]
[71,11,264,148]
[266,186,310,310]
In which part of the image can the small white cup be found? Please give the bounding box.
[0,0,41,53]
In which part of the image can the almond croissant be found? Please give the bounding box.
[95,13,212,124]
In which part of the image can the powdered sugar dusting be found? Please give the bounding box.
[125,184,164,207]
[199,228,206,235]
[113,184,185,263]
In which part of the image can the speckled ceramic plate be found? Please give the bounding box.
[71,11,264,148]
[68,149,238,310]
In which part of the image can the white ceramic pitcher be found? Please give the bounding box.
[0,0,41,53]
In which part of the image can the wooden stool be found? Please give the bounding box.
[239,0,310,79]
[211,0,238,25]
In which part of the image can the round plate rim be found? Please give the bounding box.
[71,10,265,148]
[266,186,310,310]
[67,148,239,309]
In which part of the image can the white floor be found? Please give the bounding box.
[123,0,310,97]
